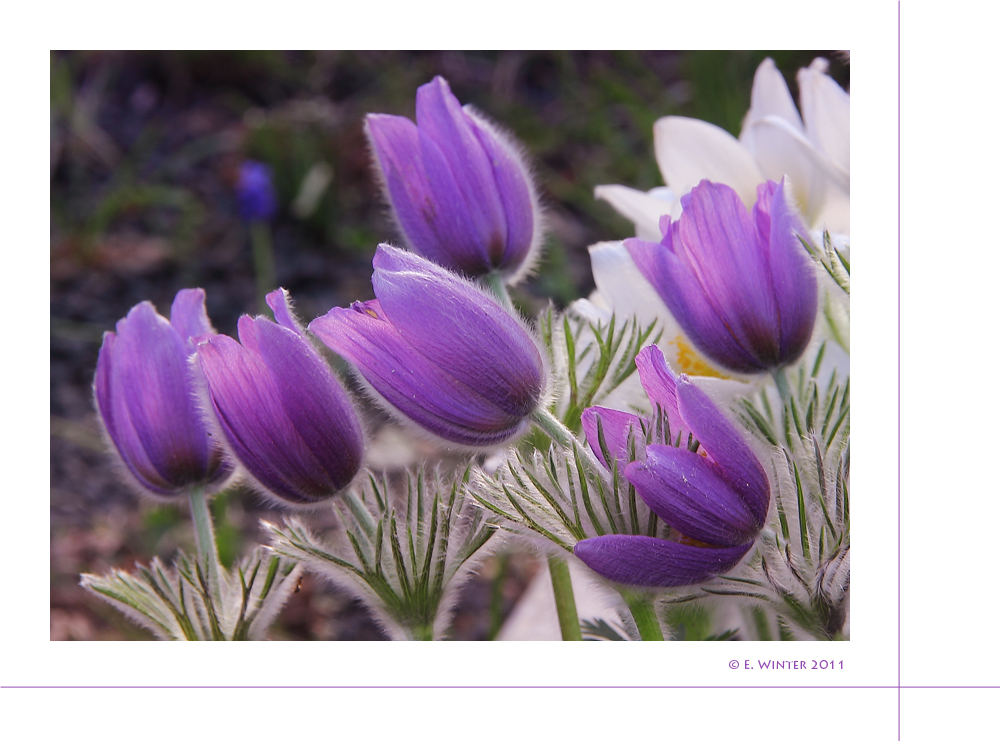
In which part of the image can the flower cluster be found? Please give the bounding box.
[84,59,847,642]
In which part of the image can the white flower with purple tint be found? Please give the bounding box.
[195,290,365,506]
[310,245,546,448]
[574,345,769,588]
[596,57,849,239]
[94,289,233,499]
[366,77,543,281]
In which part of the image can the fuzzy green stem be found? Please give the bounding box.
[481,270,513,310]
[408,624,435,641]
[251,221,276,314]
[623,592,665,641]
[771,366,792,405]
[188,486,222,606]
[487,550,511,641]
[548,555,582,641]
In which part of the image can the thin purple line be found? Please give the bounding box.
[4,686,998,690]
[898,2,903,740]
[0,685,902,690]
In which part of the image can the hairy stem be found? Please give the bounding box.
[188,486,222,606]
[623,592,665,641]
[548,555,582,641]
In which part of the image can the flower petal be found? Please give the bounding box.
[581,406,644,469]
[371,245,544,418]
[798,59,850,176]
[169,288,214,344]
[574,534,753,588]
[741,57,803,138]
[588,240,672,328]
[310,301,529,446]
[594,184,676,241]
[416,77,507,267]
[674,376,770,523]
[265,288,304,335]
[653,116,763,206]
[626,445,761,546]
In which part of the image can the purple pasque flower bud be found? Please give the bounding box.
[575,345,769,588]
[625,178,818,374]
[366,76,542,281]
[236,160,278,222]
[195,289,365,506]
[94,289,233,499]
[309,245,546,448]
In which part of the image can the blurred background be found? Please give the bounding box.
[50,50,849,640]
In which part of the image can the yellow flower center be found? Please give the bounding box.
[669,335,729,379]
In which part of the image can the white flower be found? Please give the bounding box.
[595,57,850,239]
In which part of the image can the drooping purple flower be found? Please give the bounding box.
[366,76,542,281]
[236,160,278,222]
[195,289,365,506]
[309,245,545,447]
[94,289,233,499]
[575,345,769,588]
[625,178,817,374]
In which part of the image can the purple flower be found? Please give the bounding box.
[366,76,542,280]
[236,160,278,222]
[309,245,545,447]
[94,289,233,499]
[625,178,817,374]
[574,345,769,588]
[195,290,365,506]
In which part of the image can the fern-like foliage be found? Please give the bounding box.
[80,548,301,641]
[266,467,498,640]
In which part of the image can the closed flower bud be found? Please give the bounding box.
[309,245,546,447]
[195,290,365,506]
[575,345,770,588]
[366,76,542,282]
[94,289,233,499]
[626,178,818,374]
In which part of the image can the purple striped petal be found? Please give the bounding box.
[197,318,363,505]
[169,288,213,345]
[758,179,818,363]
[95,298,230,498]
[627,230,764,373]
[581,406,644,469]
[310,301,530,446]
[675,376,770,523]
[265,288,304,335]
[416,77,507,263]
[466,110,536,271]
[626,445,760,547]
[371,245,544,418]
[574,535,753,588]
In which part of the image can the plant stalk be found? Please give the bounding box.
[481,270,513,310]
[548,555,582,641]
[251,221,276,315]
[188,486,223,606]
[623,592,665,641]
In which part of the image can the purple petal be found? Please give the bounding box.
[581,406,644,469]
[366,114,451,265]
[466,109,536,271]
[574,535,753,588]
[371,246,544,418]
[627,231,764,373]
[626,445,760,547]
[759,179,818,364]
[634,345,688,441]
[676,180,782,367]
[416,77,507,265]
[675,377,770,523]
[265,288,303,335]
[170,288,214,344]
[198,320,362,504]
[310,301,530,446]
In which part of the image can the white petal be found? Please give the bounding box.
[740,57,803,144]
[798,59,850,175]
[594,184,676,241]
[653,116,763,206]
[588,241,672,328]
